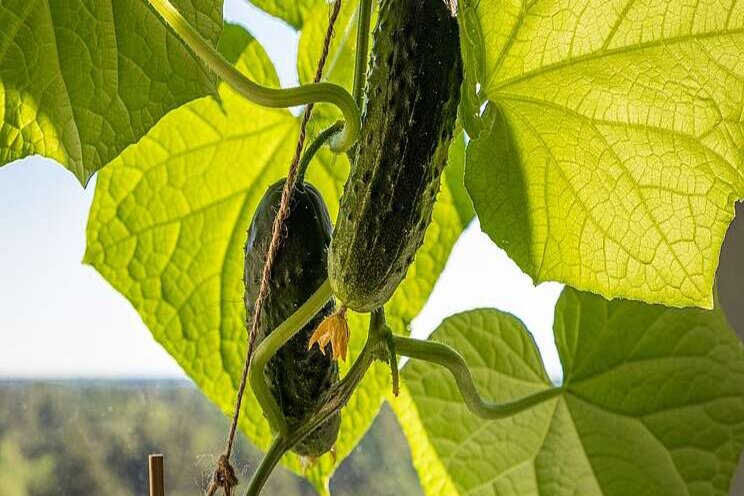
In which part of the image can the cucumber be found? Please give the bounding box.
[244,179,341,457]
[329,0,462,312]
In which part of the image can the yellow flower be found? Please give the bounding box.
[308,307,350,361]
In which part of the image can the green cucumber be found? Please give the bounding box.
[244,179,340,457]
[329,0,462,312]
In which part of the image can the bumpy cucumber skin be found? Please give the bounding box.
[329,0,462,312]
[244,180,340,457]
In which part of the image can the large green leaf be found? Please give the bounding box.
[0,0,223,185]
[296,1,356,129]
[296,1,377,129]
[297,1,356,87]
[85,25,472,493]
[246,0,319,29]
[395,287,744,495]
[461,0,744,308]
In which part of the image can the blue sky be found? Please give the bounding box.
[0,0,563,380]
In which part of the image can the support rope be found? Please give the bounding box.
[206,3,343,494]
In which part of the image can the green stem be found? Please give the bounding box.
[245,314,560,494]
[352,0,373,106]
[282,312,384,450]
[244,308,387,496]
[245,435,289,496]
[393,336,562,419]
[250,280,334,434]
[297,121,345,183]
[147,0,360,152]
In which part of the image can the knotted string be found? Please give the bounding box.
[206,2,343,494]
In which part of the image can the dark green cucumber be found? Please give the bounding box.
[329,0,462,312]
[244,179,340,457]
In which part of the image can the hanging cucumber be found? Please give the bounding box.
[328,0,463,313]
[244,179,341,457]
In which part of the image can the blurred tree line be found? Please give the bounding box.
[0,381,422,495]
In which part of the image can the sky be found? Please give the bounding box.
[0,0,564,380]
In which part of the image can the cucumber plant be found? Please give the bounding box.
[4,0,744,495]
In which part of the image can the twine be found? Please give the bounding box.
[206,2,343,494]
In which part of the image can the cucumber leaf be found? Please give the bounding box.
[0,0,223,185]
[296,1,377,129]
[395,287,744,495]
[297,1,357,88]
[85,25,472,493]
[461,0,744,308]
[296,1,357,128]
[245,0,318,29]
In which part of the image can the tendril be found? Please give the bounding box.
[146,0,360,152]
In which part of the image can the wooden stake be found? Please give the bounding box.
[149,454,165,496]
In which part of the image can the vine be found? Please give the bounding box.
[151,0,348,492]
[297,121,345,183]
[244,300,562,495]
[146,0,360,152]
[249,280,335,434]
[352,0,373,106]
[152,0,563,493]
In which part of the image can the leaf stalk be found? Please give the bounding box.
[297,121,345,183]
[245,435,289,496]
[352,0,373,106]
[393,336,563,419]
[245,304,561,494]
[146,0,360,152]
[249,280,334,434]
